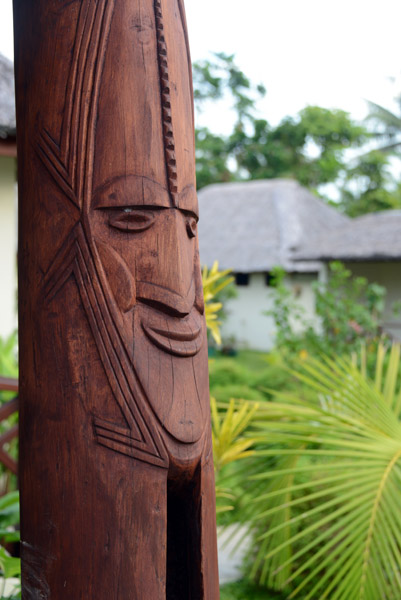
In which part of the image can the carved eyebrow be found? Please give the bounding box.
[96,204,167,211]
[179,208,199,223]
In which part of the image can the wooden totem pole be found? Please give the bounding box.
[14,0,219,597]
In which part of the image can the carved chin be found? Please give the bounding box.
[141,310,203,357]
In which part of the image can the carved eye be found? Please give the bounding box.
[186,217,197,239]
[109,209,155,232]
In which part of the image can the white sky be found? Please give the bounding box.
[1,0,401,131]
[185,0,401,130]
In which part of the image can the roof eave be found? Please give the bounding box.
[295,254,401,262]
[0,136,17,158]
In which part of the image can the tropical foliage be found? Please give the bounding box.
[0,334,17,404]
[0,491,20,599]
[240,342,401,599]
[268,261,386,359]
[193,53,401,217]
[202,261,234,345]
[366,98,401,155]
[211,397,258,513]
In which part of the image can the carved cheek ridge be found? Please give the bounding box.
[96,240,136,313]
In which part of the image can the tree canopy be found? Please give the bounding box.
[193,53,401,217]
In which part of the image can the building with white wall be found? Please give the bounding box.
[295,210,401,341]
[198,179,347,350]
[0,54,17,339]
[198,180,401,350]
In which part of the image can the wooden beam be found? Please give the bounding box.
[0,138,17,158]
[14,0,219,598]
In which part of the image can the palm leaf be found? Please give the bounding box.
[366,101,401,132]
[244,343,401,599]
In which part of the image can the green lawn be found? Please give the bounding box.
[220,580,287,599]
[209,349,294,404]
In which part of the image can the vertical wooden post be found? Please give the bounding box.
[14,0,219,597]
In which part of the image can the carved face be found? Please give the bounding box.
[38,0,209,456]
[80,0,209,446]
[87,175,208,444]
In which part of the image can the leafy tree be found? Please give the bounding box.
[195,127,233,189]
[192,54,368,197]
[332,96,401,216]
[267,262,386,358]
[193,52,266,125]
[193,53,401,217]
[340,150,401,216]
[232,107,366,188]
[366,97,401,155]
[193,52,265,189]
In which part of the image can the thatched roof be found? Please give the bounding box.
[0,54,15,139]
[197,179,349,273]
[295,210,401,262]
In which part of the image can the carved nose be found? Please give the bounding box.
[136,279,195,317]
[136,209,197,317]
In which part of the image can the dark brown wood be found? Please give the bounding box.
[14,0,219,597]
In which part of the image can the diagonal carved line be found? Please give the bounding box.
[95,429,167,461]
[40,130,63,168]
[37,138,78,209]
[75,253,167,463]
[76,234,167,461]
[37,0,114,207]
[76,0,111,204]
[95,436,168,468]
[74,248,135,431]
[93,418,138,441]
[75,245,162,456]
[72,0,101,196]
[36,0,94,202]
[74,235,167,462]
[82,0,116,207]
[44,243,166,464]
[43,230,79,302]
[61,0,92,168]
[94,423,144,447]
[177,0,195,128]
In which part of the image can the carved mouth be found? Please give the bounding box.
[141,311,203,357]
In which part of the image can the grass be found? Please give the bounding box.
[220,579,287,599]
[209,349,296,404]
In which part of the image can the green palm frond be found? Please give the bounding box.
[245,342,401,599]
[366,101,401,132]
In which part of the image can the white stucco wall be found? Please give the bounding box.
[0,156,17,339]
[220,272,319,351]
[345,261,401,341]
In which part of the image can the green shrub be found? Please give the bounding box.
[209,359,252,388]
[211,384,266,404]
[268,262,387,359]
[0,334,18,405]
[220,579,285,599]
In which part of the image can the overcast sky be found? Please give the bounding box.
[1,0,401,130]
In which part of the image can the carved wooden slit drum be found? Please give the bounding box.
[14,0,219,597]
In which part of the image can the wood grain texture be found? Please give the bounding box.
[14,0,219,597]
